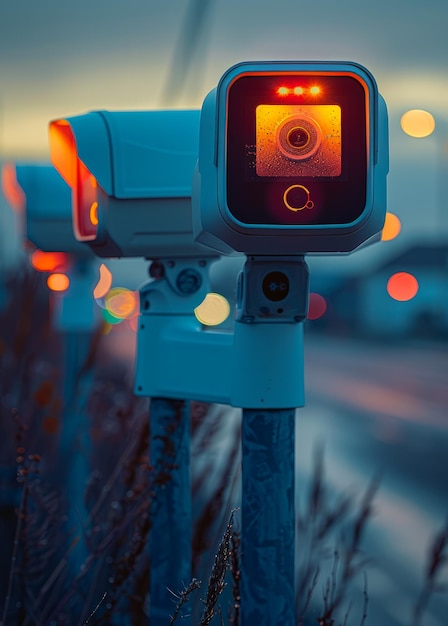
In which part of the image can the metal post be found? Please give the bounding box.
[240,407,296,626]
[149,397,191,625]
[60,330,93,570]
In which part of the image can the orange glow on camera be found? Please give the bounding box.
[49,119,99,241]
[256,104,341,177]
[310,86,321,95]
[277,87,289,96]
[90,201,99,226]
[1,163,25,212]
[49,120,78,189]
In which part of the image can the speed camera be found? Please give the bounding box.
[193,61,389,255]
[49,109,217,259]
[2,163,89,254]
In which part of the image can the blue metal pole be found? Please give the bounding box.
[60,330,93,570]
[240,407,296,626]
[149,397,191,625]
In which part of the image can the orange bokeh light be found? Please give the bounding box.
[31,250,69,272]
[387,272,419,301]
[47,273,70,292]
[105,288,138,319]
[93,263,113,299]
[400,109,435,138]
[381,212,402,241]
[307,292,327,320]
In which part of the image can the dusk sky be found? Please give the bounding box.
[1,0,447,272]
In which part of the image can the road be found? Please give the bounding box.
[296,333,448,626]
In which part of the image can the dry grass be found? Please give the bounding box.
[1,263,447,625]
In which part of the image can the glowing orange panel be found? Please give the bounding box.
[256,104,341,178]
[1,163,25,212]
[387,272,418,301]
[49,120,78,189]
[75,163,99,240]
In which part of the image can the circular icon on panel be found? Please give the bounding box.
[283,184,314,212]
[276,115,322,161]
[262,271,290,302]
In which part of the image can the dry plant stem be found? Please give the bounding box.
[83,592,108,625]
[42,498,149,624]
[31,418,144,620]
[199,510,235,626]
[2,484,28,625]
[413,517,448,626]
[169,578,201,625]
[229,531,241,626]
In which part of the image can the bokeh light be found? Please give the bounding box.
[194,293,231,326]
[47,273,70,292]
[387,272,419,301]
[93,263,113,299]
[381,212,402,241]
[105,287,138,320]
[31,250,69,272]
[400,109,435,138]
[307,292,327,320]
[102,309,123,325]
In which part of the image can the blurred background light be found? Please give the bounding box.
[104,287,138,319]
[381,212,402,241]
[307,292,327,320]
[47,272,70,292]
[31,250,69,272]
[400,109,436,138]
[93,263,113,299]
[387,272,419,301]
[194,292,230,326]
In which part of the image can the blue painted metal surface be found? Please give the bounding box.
[149,397,192,625]
[241,408,296,626]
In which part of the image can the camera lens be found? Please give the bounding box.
[287,127,310,149]
[276,115,322,161]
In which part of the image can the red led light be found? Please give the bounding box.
[276,86,320,97]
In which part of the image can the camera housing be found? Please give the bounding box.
[49,109,217,259]
[2,163,89,254]
[193,61,389,255]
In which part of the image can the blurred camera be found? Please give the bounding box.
[193,61,389,255]
[49,109,217,259]
[2,163,90,254]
